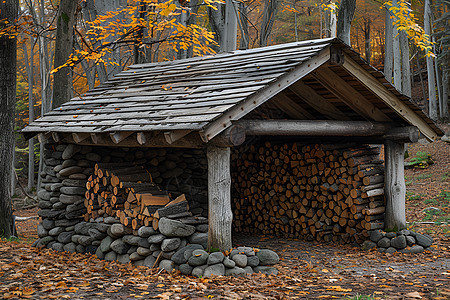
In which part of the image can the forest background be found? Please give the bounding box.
[0,0,448,232]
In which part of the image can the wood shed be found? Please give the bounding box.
[24,38,443,252]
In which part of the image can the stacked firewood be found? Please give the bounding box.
[232,142,385,244]
[84,162,190,230]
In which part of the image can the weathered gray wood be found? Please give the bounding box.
[384,140,406,231]
[239,120,394,136]
[289,80,350,120]
[208,125,246,146]
[207,145,232,251]
[313,66,392,122]
[72,133,90,143]
[110,131,133,144]
[65,131,206,148]
[164,130,191,144]
[136,132,146,145]
[202,47,330,141]
[271,93,315,120]
[383,126,419,143]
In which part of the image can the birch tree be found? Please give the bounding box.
[336,0,356,45]
[424,0,438,120]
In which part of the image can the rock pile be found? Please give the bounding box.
[175,247,279,277]
[362,229,434,253]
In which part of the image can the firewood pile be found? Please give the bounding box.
[232,142,385,244]
[84,163,197,231]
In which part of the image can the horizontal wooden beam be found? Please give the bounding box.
[237,120,399,136]
[210,125,246,147]
[383,126,419,143]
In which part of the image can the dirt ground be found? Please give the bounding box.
[1,140,449,299]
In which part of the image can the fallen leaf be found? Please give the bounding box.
[405,291,422,299]
[56,281,67,289]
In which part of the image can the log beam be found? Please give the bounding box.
[207,145,233,251]
[384,140,406,231]
[239,120,394,136]
[209,125,246,147]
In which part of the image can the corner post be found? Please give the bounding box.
[207,144,233,251]
[384,140,406,231]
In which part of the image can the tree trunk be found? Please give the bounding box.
[0,0,18,238]
[260,0,278,47]
[384,6,393,82]
[23,40,35,191]
[329,2,337,38]
[208,3,225,53]
[238,2,249,49]
[336,0,356,45]
[207,145,232,251]
[425,0,438,120]
[384,140,406,231]
[392,0,402,91]
[52,0,76,109]
[442,70,449,120]
[364,19,371,64]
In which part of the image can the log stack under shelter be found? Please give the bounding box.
[232,141,386,244]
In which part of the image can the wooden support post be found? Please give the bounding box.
[207,145,232,251]
[384,140,406,231]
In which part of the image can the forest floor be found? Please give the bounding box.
[1,140,449,300]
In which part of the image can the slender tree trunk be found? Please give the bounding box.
[23,40,35,191]
[260,0,278,47]
[336,0,356,45]
[416,48,427,103]
[442,71,449,120]
[424,0,438,120]
[384,6,393,82]
[400,31,411,97]
[0,0,18,238]
[208,3,225,52]
[329,2,337,38]
[238,2,249,49]
[364,19,371,64]
[52,0,76,109]
[392,0,402,91]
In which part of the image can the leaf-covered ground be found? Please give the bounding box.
[2,140,449,299]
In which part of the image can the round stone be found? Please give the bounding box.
[207,252,225,265]
[188,249,209,267]
[203,263,225,277]
[256,249,279,265]
[232,254,248,268]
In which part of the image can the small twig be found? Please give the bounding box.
[14,170,38,203]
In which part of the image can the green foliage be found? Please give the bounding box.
[0,236,20,242]
[405,151,434,169]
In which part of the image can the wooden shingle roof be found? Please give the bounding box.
[23,38,442,144]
